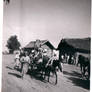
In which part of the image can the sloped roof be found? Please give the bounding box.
[24,40,55,49]
[58,38,91,52]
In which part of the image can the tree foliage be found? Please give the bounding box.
[6,35,21,53]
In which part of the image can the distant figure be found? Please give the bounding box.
[68,54,72,64]
[71,55,75,64]
[67,55,70,63]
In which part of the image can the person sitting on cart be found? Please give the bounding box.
[46,53,58,67]
[34,48,43,65]
[42,49,50,68]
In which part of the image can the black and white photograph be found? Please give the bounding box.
[2,0,91,92]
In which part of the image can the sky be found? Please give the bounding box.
[3,0,91,51]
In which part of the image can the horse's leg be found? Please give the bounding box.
[80,63,83,78]
[41,69,44,78]
[41,70,43,77]
[41,64,44,78]
[80,64,82,73]
[58,63,62,72]
[47,71,50,82]
[44,69,46,79]
[46,66,50,82]
[43,69,46,79]
[44,67,48,80]
[83,66,86,76]
[81,65,85,78]
[54,71,57,85]
[76,62,79,66]
[88,64,90,80]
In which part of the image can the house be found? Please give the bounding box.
[24,39,55,57]
[57,38,91,61]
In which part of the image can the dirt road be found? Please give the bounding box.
[2,55,90,92]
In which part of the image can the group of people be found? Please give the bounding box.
[61,53,76,65]
[14,49,30,73]
[13,48,59,78]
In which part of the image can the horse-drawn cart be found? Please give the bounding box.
[20,50,62,84]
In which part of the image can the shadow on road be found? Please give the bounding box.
[6,66,14,70]
[27,69,47,83]
[8,72,22,78]
[27,70,57,85]
[63,70,90,90]
[66,76,90,90]
[6,65,22,72]
[63,71,82,78]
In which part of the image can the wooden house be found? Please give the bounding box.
[24,39,55,57]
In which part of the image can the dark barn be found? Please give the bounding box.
[57,38,91,61]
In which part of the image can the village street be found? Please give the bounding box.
[2,55,90,92]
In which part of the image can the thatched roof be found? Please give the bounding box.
[24,40,55,49]
[57,38,91,53]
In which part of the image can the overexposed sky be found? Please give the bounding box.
[3,0,91,51]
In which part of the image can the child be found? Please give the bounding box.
[14,52,20,69]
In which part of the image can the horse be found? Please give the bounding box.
[29,50,63,84]
[78,55,90,79]
[44,59,62,84]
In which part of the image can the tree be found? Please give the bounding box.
[6,35,21,54]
